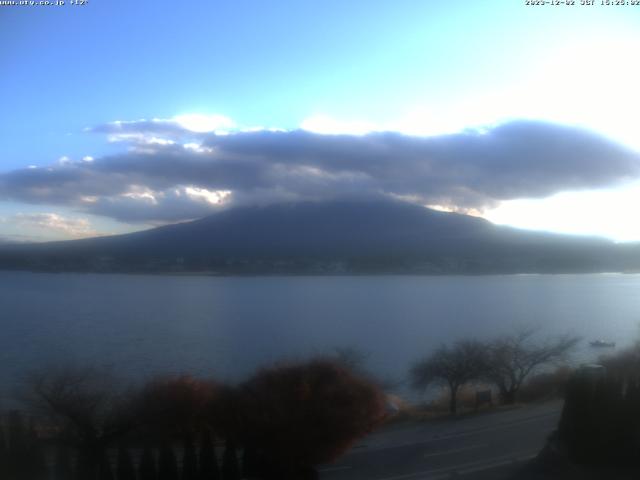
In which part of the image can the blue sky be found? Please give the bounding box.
[1,1,640,241]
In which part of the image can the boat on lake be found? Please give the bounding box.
[589,340,616,348]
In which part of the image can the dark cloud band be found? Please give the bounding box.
[1,120,638,223]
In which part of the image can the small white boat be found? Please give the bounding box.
[589,340,616,348]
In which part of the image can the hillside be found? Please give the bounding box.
[1,199,638,274]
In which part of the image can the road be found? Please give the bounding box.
[319,401,563,480]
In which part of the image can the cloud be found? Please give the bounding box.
[2,213,99,239]
[89,114,236,146]
[86,185,231,223]
[1,119,639,224]
[90,114,235,135]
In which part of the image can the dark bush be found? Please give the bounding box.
[198,429,220,480]
[558,371,640,467]
[221,439,241,480]
[0,423,7,476]
[98,452,114,480]
[237,359,386,477]
[23,366,139,477]
[209,385,242,442]
[599,346,640,380]
[134,375,219,438]
[517,366,572,403]
[116,445,136,480]
[17,358,386,479]
[182,433,198,480]
[158,442,179,480]
[139,446,157,480]
[53,445,74,480]
[2,411,47,480]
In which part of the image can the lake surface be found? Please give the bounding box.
[1,271,640,404]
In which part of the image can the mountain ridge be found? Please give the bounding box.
[1,199,638,274]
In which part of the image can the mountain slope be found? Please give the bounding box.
[1,199,638,274]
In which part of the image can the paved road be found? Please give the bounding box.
[319,401,563,480]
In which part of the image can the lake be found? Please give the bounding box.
[1,271,639,404]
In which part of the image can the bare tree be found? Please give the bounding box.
[410,340,487,414]
[484,329,579,404]
[22,365,137,479]
[23,367,221,477]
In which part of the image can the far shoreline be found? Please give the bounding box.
[2,269,640,279]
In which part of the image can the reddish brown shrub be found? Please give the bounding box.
[208,385,242,440]
[237,359,387,469]
[134,375,219,437]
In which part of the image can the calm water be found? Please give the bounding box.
[1,271,640,403]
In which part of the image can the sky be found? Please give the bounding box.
[1,0,639,242]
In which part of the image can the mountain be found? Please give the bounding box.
[1,198,639,274]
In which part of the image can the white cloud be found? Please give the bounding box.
[183,142,213,153]
[91,114,237,152]
[184,187,231,205]
[121,185,160,205]
[4,213,99,239]
[107,133,177,146]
